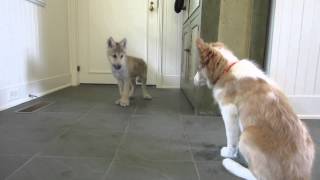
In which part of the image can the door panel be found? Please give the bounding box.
[189,0,200,16]
[77,0,156,84]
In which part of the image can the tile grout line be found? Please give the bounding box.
[180,115,201,180]
[101,106,136,179]
[4,153,40,180]
[43,104,98,147]
[37,155,109,160]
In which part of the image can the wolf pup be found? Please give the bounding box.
[107,37,152,107]
[194,38,315,180]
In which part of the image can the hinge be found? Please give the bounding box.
[77,66,80,72]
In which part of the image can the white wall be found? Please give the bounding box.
[159,0,183,88]
[268,0,320,118]
[0,0,71,110]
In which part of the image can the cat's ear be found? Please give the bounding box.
[196,38,212,65]
[107,37,116,48]
[196,38,207,50]
[119,38,127,49]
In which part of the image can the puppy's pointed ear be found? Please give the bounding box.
[107,37,116,48]
[120,38,127,49]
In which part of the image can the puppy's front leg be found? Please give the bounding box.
[119,80,130,107]
[115,80,124,105]
[129,78,136,99]
[220,104,240,158]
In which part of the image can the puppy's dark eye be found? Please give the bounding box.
[113,54,117,58]
[120,55,123,58]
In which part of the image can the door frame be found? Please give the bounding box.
[67,0,163,87]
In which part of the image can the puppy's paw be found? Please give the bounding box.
[221,146,237,158]
[119,98,130,107]
[143,94,152,100]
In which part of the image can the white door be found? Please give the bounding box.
[76,0,160,84]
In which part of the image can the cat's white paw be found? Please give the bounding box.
[143,94,152,100]
[220,146,238,158]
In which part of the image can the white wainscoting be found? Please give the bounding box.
[0,0,71,111]
[268,0,320,118]
[0,74,71,111]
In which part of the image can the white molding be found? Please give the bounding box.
[88,70,112,74]
[0,74,70,91]
[0,74,71,111]
[68,0,80,86]
[25,0,46,7]
[158,75,180,88]
[288,95,320,119]
[0,84,70,111]
[157,1,166,88]
[146,0,162,86]
[298,115,320,120]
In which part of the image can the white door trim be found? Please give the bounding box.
[67,0,79,86]
[147,0,163,86]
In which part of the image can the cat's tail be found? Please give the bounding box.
[222,158,256,180]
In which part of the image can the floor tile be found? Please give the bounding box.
[134,89,192,115]
[303,119,320,128]
[41,128,122,158]
[128,114,184,136]
[6,157,111,180]
[312,145,320,180]
[197,161,241,180]
[117,114,192,161]
[0,126,65,156]
[117,132,191,161]
[43,85,118,102]
[182,115,227,161]
[105,159,198,180]
[75,112,129,132]
[90,102,136,114]
[40,99,95,113]
[0,155,31,180]
[304,120,320,144]
[0,112,82,130]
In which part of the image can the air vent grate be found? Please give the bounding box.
[16,101,52,113]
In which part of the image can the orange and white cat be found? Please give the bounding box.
[194,38,315,180]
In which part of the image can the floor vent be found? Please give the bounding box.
[16,101,52,113]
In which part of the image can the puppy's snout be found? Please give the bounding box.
[113,64,122,70]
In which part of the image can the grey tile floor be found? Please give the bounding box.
[0,85,319,180]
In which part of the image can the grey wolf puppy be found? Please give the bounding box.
[107,37,152,107]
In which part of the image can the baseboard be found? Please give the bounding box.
[0,74,71,111]
[158,75,180,88]
[289,96,320,119]
[298,115,320,120]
